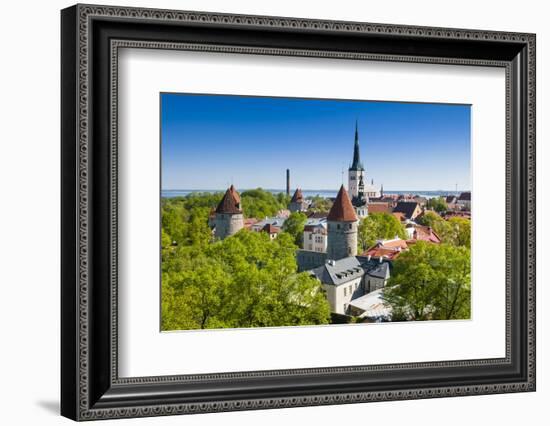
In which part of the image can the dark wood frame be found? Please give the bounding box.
[61,4,536,421]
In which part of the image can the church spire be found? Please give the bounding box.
[349,120,364,171]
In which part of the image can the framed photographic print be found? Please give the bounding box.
[61,4,536,421]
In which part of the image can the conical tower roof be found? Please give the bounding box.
[327,185,358,222]
[349,120,364,171]
[215,185,242,214]
[290,188,303,203]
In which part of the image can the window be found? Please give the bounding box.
[309,234,312,240]
[337,224,341,230]
[343,287,347,296]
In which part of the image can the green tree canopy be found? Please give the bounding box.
[418,211,470,247]
[357,212,407,252]
[282,211,308,247]
[383,241,471,321]
[307,195,333,214]
[240,188,288,219]
[426,196,448,213]
[161,229,331,330]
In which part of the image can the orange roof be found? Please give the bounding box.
[327,185,358,222]
[392,212,406,222]
[412,225,441,243]
[363,247,402,261]
[215,185,242,214]
[367,202,392,214]
[379,238,409,249]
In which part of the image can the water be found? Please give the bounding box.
[161,189,465,199]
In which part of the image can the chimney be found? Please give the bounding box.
[286,169,290,196]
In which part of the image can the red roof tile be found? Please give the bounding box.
[215,185,242,214]
[262,223,281,234]
[327,185,358,222]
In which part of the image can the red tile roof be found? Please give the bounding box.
[327,185,358,222]
[215,185,242,214]
[411,225,441,243]
[262,223,281,234]
[367,202,392,214]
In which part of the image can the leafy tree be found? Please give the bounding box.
[357,212,406,252]
[417,210,441,227]
[426,196,447,213]
[161,226,331,330]
[418,212,470,247]
[241,188,287,218]
[307,195,333,214]
[282,211,308,246]
[383,241,471,321]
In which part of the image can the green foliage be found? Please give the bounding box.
[357,213,407,252]
[418,212,470,247]
[307,195,333,214]
[240,188,288,219]
[161,193,331,330]
[426,196,448,213]
[383,241,471,321]
[282,212,308,247]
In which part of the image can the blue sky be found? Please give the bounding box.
[161,93,471,191]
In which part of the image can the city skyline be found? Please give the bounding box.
[161,93,471,191]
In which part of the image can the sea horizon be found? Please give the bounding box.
[161,188,470,199]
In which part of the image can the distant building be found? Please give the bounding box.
[214,185,244,240]
[251,217,287,232]
[393,201,422,221]
[261,223,281,240]
[406,224,442,243]
[289,188,308,212]
[457,192,471,210]
[367,202,393,215]
[364,238,410,261]
[348,121,381,204]
[303,223,327,252]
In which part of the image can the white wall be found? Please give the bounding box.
[0,0,547,425]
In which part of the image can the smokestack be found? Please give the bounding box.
[286,169,290,196]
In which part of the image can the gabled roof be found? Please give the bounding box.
[445,195,457,203]
[327,185,358,222]
[290,188,304,203]
[458,192,471,201]
[411,225,441,243]
[310,256,391,286]
[367,202,392,214]
[215,185,242,214]
[262,223,281,234]
[393,201,420,219]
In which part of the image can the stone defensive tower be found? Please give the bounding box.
[326,185,359,260]
[214,185,244,240]
[289,188,307,212]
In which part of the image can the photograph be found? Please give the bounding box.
[160,93,472,331]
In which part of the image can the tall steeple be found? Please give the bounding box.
[348,121,366,199]
[349,120,364,172]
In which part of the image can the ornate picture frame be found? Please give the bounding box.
[61,4,535,421]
